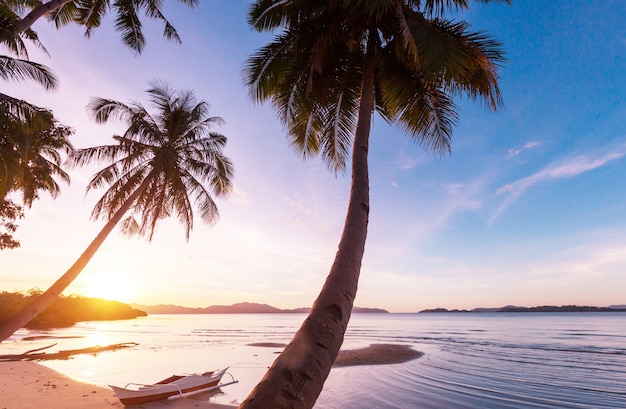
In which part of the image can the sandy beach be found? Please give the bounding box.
[0,361,237,409]
[0,344,421,408]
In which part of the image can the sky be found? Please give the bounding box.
[2,1,626,313]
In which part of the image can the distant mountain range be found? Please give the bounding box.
[130,302,626,315]
[131,302,389,315]
[419,305,626,313]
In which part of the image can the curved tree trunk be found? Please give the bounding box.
[239,35,378,409]
[0,179,149,342]
[13,0,73,34]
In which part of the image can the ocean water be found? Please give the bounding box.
[1,312,625,408]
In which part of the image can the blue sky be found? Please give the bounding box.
[2,1,626,312]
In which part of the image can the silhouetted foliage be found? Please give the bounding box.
[0,199,23,249]
[0,290,147,329]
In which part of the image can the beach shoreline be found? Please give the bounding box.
[0,361,238,409]
[0,344,421,408]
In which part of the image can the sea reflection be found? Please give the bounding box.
[2,313,625,408]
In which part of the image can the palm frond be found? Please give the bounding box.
[48,0,82,28]
[119,215,140,236]
[420,0,511,17]
[76,0,109,35]
[376,46,456,155]
[113,0,145,53]
[140,0,182,44]
[0,93,52,123]
[243,32,295,103]
[0,6,26,57]
[88,97,139,123]
[0,55,57,89]
[407,15,505,110]
[66,144,128,170]
[320,82,360,173]
[248,0,328,32]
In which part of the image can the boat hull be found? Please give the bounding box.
[109,368,226,405]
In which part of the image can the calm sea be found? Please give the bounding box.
[2,312,625,408]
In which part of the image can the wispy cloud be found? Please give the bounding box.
[386,177,487,248]
[490,144,626,224]
[393,152,428,171]
[506,141,541,159]
[281,195,312,215]
[399,157,422,171]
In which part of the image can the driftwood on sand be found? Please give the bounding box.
[0,342,138,361]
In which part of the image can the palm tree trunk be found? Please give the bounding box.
[13,0,73,34]
[0,178,149,342]
[239,35,378,409]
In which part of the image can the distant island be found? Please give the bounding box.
[419,305,626,313]
[0,292,386,330]
[0,291,147,329]
[131,302,389,315]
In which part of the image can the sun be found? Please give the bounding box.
[78,273,138,303]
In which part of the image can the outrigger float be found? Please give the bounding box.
[109,367,238,405]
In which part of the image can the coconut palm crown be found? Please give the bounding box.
[240,1,509,408]
[69,80,234,240]
[0,96,73,204]
[245,0,508,172]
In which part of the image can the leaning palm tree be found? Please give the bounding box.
[240,0,508,407]
[0,80,233,342]
[1,0,198,54]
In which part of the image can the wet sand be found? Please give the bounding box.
[334,344,423,367]
[246,342,423,366]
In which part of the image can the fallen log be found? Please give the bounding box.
[0,342,138,361]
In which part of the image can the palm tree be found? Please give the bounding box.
[0,94,71,199]
[0,80,233,342]
[0,99,72,249]
[1,12,70,248]
[0,0,199,54]
[240,1,508,407]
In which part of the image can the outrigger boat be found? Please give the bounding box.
[109,367,238,405]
